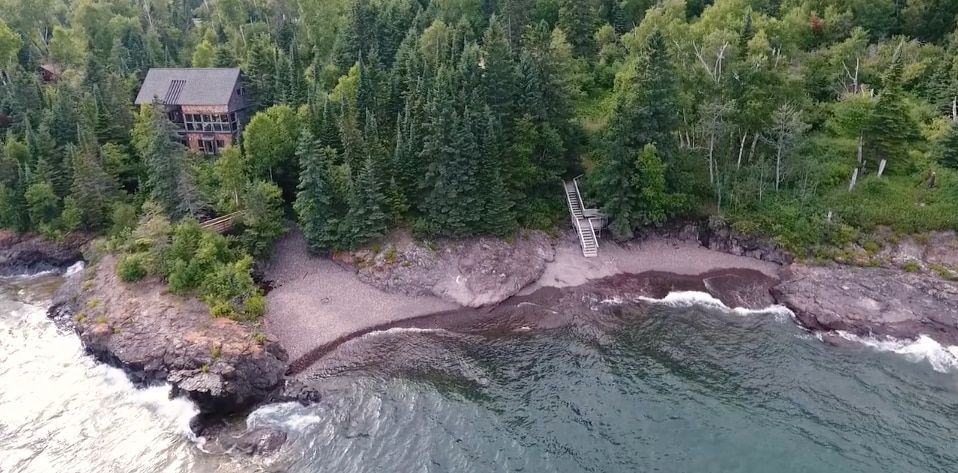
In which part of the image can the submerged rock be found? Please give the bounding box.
[772,264,958,345]
[235,427,288,455]
[48,255,295,416]
[0,231,91,276]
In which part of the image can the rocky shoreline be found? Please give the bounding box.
[42,255,317,453]
[0,231,91,276]
[6,220,958,454]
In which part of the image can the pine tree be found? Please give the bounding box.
[420,70,482,236]
[341,155,388,247]
[318,96,342,151]
[246,34,277,109]
[132,99,187,217]
[477,109,516,235]
[45,89,80,148]
[394,95,425,212]
[213,45,235,67]
[337,0,375,69]
[363,111,402,219]
[557,0,599,57]
[866,54,919,174]
[338,106,364,171]
[589,30,680,239]
[481,16,517,126]
[295,130,342,251]
[938,120,958,169]
[69,142,119,229]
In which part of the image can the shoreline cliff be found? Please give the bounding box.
[7,218,958,452]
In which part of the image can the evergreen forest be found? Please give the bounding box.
[3,0,958,276]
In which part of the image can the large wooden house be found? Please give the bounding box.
[134,68,251,155]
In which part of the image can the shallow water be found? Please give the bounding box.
[3,273,958,472]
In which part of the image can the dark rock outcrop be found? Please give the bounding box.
[48,255,313,418]
[700,219,794,265]
[771,264,958,345]
[636,219,793,266]
[235,427,288,455]
[0,231,91,276]
[350,230,556,308]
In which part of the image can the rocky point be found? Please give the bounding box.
[47,255,313,419]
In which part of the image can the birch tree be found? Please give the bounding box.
[766,103,809,192]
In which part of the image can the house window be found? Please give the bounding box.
[200,138,216,155]
[237,86,246,96]
[183,112,237,134]
[216,139,226,150]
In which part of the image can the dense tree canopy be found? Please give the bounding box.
[1,0,958,256]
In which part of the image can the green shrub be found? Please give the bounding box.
[114,202,270,322]
[860,235,883,254]
[211,346,221,358]
[244,293,267,319]
[930,264,952,278]
[384,245,398,263]
[252,331,268,344]
[902,261,921,272]
[209,300,236,319]
[731,219,759,236]
[117,254,147,282]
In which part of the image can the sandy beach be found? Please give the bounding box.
[522,234,782,294]
[264,228,783,363]
[263,230,459,361]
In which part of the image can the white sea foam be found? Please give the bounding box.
[359,327,449,339]
[63,260,85,277]
[834,331,958,373]
[638,291,794,320]
[0,294,205,473]
[248,402,323,432]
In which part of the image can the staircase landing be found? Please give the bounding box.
[563,179,599,258]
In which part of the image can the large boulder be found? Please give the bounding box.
[351,231,556,308]
[0,231,91,276]
[771,264,958,345]
[48,255,294,416]
[235,427,288,455]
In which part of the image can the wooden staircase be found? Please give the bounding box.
[563,179,599,258]
[200,212,239,234]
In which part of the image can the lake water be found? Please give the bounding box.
[2,272,958,473]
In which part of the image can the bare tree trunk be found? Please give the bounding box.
[737,133,747,170]
[775,140,783,192]
[856,131,863,165]
[748,133,759,163]
[708,132,717,185]
[759,162,766,202]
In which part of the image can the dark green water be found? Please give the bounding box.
[4,273,958,473]
[250,297,958,473]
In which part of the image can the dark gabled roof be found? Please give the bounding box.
[134,68,241,106]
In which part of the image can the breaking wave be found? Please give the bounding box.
[638,291,794,320]
[833,331,958,373]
